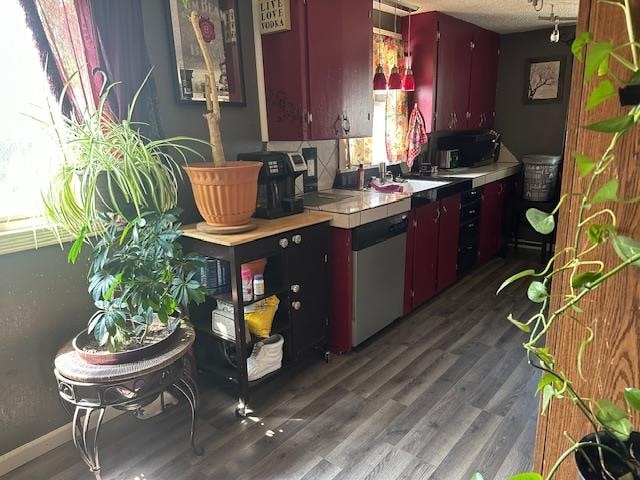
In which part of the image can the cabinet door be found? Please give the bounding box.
[468,27,499,130]
[288,224,330,360]
[328,227,353,354]
[493,179,506,256]
[403,13,438,132]
[412,203,440,308]
[436,194,461,292]
[262,0,310,141]
[307,0,372,139]
[478,181,499,265]
[435,15,472,131]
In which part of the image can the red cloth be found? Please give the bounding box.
[406,103,428,168]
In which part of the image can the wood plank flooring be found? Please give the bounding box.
[2,255,541,480]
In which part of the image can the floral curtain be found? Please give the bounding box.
[373,33,408,163]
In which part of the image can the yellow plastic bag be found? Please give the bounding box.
[245,295,280,338]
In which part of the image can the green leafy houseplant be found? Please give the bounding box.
[39,72,209,353]
[40,69,207,252]
[87,210,205,352]
[472,1,640,479]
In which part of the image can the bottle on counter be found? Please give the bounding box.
[241,266,253,302]
[356,163,365,190]
[253,274,265,297]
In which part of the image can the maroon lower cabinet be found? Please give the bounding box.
[328,227,353,354]
[410,203,440,310]
[478,179,506,264]
[436,194,461,293]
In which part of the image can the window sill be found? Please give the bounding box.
[0,223,72,256]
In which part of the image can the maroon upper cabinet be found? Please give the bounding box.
[262,0,372,141]
[404,12,499,133]
[403,12,438,132]
[435,15,473,132]
[468,27,500,130]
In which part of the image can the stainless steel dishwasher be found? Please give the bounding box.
[351,213,408,347]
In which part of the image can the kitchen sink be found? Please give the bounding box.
[302,191,353,207]
[403,179,452,192]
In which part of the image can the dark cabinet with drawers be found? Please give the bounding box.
[181,219,330,415]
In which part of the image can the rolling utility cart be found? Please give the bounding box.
[181,212,332,416]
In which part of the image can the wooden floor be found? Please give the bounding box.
[3,254,541,480]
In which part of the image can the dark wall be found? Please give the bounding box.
[0,0,260,457]
[494,27,575,161]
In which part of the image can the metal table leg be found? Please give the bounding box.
[172,376,204,456]
[71,406,105,480]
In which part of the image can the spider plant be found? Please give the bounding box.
[39,69,208,262]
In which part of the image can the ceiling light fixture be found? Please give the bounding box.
[388,5,402,90]
[402,11,415,91]
[373,8,388,92]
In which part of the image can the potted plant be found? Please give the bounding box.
[40,73,208,360]
[471,0,640,478]
[179,2,263,233]
[78,209,206,362]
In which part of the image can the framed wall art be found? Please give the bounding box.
[167,0,245,105]
[523,56,566,104]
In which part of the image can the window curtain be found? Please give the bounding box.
[33,0,103,117]
[90,0,162,138]
[373,33,408,163]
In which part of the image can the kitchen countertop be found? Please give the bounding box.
[302,161,521,229]
[182,211,334,247]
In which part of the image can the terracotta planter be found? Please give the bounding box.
[183,162,262,227]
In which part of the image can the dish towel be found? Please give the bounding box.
[406,103,428,169]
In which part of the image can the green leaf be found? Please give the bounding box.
[526,208,555,235]
[598,56,609,77]
[624,388,640,411]
[470,474,485,480]
[591,179,619,204]
[572,31,593,59]
[587,224,613,244]
[571,271,602,290]
[532,347,555,368]
[585,42,613,80]
[497,269,536,295]
[574,152,597,177]
[509,473,543,480]
[629,70,640,86]
[587,79,616,110]
[67,225,88,264]
[507,314,531,333]
[612,235,640,267]
[527,281,548,303]
[595,399,632,441]
[585,114,634,133]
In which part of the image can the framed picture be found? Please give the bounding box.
[524,57,566,104]
[167,0,245,105]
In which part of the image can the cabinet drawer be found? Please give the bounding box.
[461,188,482,204]
[459,219,480,246]
[460,201,481,223]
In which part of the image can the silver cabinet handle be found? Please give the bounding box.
[279,238,289,249]
[442,204,448,215]
[292,301,302,311]
[434,207,441,223]
[291,284,301,293]
[292,234,302,245]
[498,183,504,195]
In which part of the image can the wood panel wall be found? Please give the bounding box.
[534,0,640,478]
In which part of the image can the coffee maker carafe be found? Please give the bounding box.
[237,151,307,219]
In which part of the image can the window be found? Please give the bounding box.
[0,1,61,226]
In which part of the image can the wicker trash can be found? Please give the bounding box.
[522,155,562,202]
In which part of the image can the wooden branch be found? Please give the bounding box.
[189,11,226,166]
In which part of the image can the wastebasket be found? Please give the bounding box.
[522,155,562,201]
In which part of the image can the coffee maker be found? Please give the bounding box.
[237,151,307,219]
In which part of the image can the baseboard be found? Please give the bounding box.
[0,409,123,477]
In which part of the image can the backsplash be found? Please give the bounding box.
[267,140,339,193]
